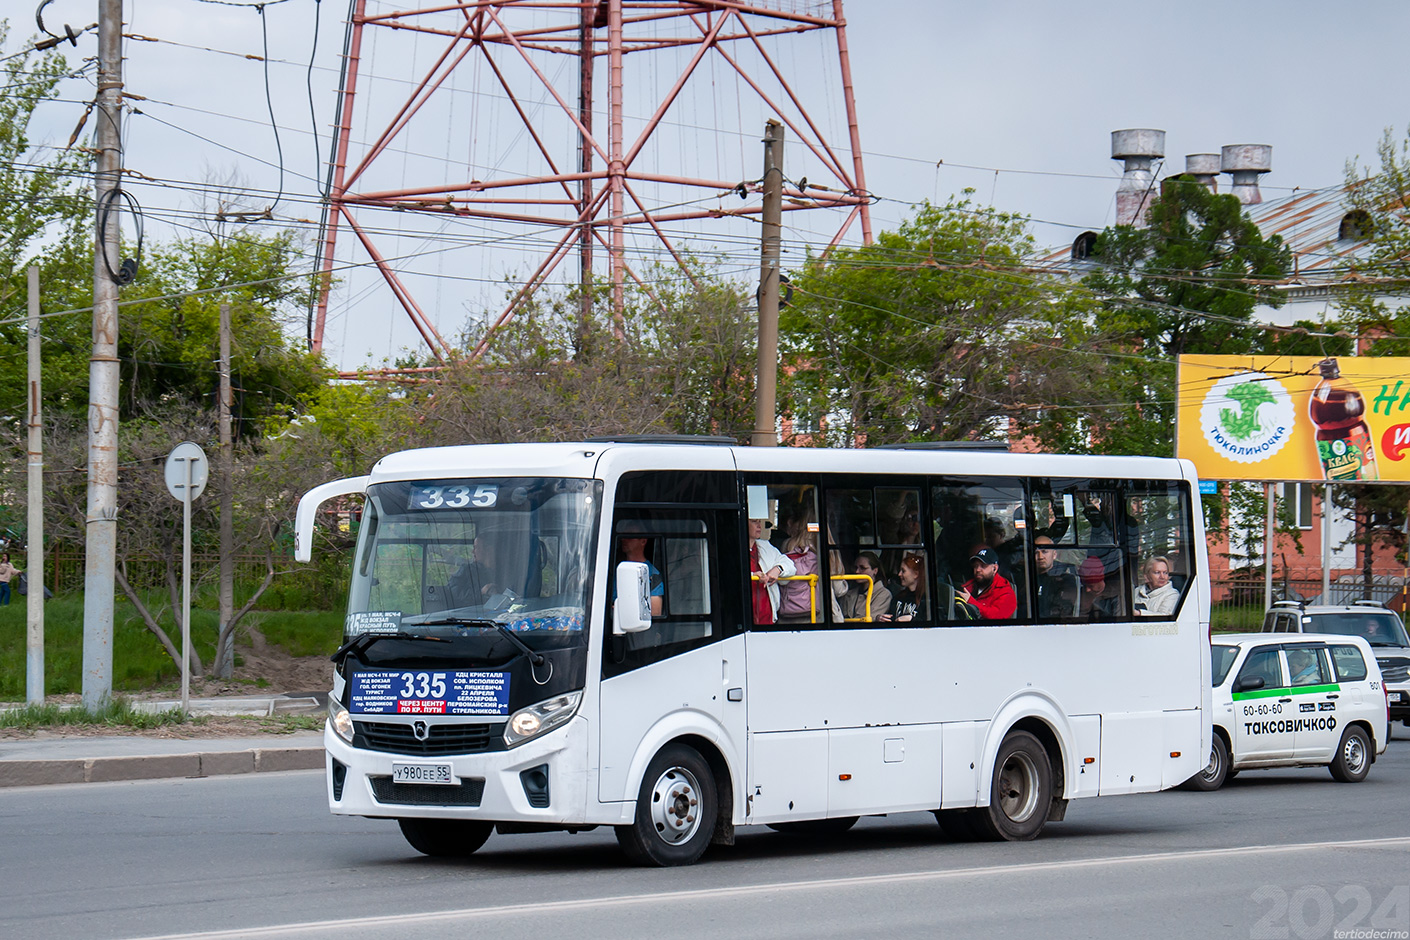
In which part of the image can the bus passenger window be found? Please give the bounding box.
[1124,485,1193,619]
[826,486,924,626]
[931,480,1026,623]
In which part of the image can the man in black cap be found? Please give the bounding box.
[961,546,1017,620]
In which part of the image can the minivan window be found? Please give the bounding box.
[1212,645,1239,686]
[1287,647,1331,687]
[1236,648,1283,691]
[1308,612,1410,649]
[1329,644,1370,682]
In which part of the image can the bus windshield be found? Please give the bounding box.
[346,477,601,652]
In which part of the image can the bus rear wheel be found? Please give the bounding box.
[397,817,493,857]
[616,743,718,867]
[972,731,1052,841]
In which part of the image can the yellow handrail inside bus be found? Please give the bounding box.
[751,572,875,623]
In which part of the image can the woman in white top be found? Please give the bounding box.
[1133,555,1179,616]
[748,519,796,624]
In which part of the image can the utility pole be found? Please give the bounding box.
[217,303,234,677]
[751,120,784,448]
[27,266,44,705]
[83,0,124,707]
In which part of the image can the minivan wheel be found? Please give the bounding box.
[1329,725,1372,783]
[1182,733,1229,791]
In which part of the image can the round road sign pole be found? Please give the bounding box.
[165,442,208,715]
[181,457,192,713]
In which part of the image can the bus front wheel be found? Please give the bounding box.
[616,743,719,867]
[397,817,493,857]
[973,731,1052,842]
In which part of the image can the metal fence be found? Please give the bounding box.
[44,551,284,595]
[1210,567,1408,631]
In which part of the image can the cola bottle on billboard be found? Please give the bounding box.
[1309,358,1379,481]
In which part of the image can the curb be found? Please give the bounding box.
[0,745,325,788]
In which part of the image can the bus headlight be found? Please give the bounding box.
[327,697,355,743]
[504,691,582,747]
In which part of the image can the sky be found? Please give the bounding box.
[15,0,1410,369]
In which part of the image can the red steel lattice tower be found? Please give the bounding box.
[313,0,872,361]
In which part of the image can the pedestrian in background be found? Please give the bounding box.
[0,553,18,606]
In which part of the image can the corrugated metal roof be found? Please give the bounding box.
[1035,183,1371,289]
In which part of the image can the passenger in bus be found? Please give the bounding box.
[1133,556,1178,617]
[749,518,796,624]
[1034,536,1077,618]
[777,506,843,623]
[879,553,927,622]
[840,552,893,622]
[617,533,664,617]
[1076,556,1118,620]
[960,547,1017,620]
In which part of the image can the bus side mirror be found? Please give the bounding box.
[614,562,652,635]
[1233,675,1265,693]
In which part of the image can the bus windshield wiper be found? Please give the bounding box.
[414,616,546,666]
[330,631,451,663]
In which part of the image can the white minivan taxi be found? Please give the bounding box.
[1185,633,1389,791]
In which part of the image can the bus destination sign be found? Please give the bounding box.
[349,670,511,716]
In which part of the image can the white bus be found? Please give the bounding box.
[296,438,1210,866]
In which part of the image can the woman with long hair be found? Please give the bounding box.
[879,553,927,622]
[840,551,892,622]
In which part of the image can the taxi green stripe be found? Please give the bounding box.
[1232,683,1340,701]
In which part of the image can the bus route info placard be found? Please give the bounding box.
[349,670,511,716]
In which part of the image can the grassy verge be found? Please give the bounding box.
[0,698,189,730]
[1211,603,1267,633]
[0,594,342,699]
[250,609,344,658]
[0,699,326,733]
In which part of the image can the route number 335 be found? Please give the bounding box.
[1250,884,1409,939]
[409,484,498,510]
[399,672,447,700]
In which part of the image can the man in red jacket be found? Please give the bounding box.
[961,547,1017,620]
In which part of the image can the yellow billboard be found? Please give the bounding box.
[1177,355,1410,482]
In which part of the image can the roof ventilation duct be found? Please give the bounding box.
[1111,129,1165,227]
[1221,144,1272,205]
[1185,153,1221,193]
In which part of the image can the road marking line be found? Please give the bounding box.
[128,836,1410,940]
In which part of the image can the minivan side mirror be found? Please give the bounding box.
[1233,675,1266,693]
[614,561,653,635]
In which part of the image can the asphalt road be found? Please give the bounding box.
[3,739,1409,940]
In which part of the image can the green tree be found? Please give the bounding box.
[779,197,1101,448]
[412,275,758,445]
[115,228,328,434]
[0,23,93,423]
[1080,178,1293,455]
